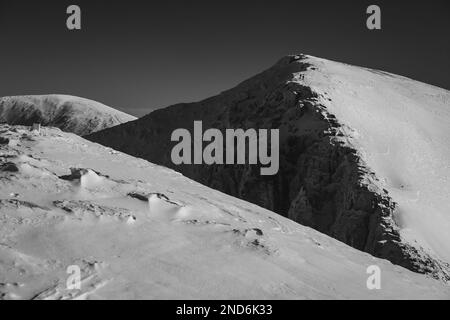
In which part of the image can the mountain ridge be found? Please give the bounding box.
[86,54,450,281]
[0,94,136,136]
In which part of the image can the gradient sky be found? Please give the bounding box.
[0,0,449,117]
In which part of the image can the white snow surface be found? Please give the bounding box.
[299,55,450,263]
[0,125,449,299]
[0,95,136,135]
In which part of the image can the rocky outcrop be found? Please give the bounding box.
[87,55,450,281]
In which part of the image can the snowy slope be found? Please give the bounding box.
[300,56,450,264]
[0,124,449,299]
[0,95,136,135]
[86,54,450,281]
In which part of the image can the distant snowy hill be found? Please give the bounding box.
[0,95,136,136]
[87,54,450,281]
[0,124,449,299]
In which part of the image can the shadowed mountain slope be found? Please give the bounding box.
[87,55,450,281]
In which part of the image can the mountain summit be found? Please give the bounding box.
[0,95,136,135]
[87,54,450,281]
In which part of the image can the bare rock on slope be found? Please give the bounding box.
[86,55,450,281]
[0,95,136,136]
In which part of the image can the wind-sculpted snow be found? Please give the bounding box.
[1,124,449,299]
[0,95,136,136]
[87,54,450,281]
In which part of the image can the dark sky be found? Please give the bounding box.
[0,0,449,117]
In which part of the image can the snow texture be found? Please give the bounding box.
[0,125,449,299]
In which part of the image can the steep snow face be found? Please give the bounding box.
[0,95,136,136]
[86,55,450,281]
[301,56,450,264]
[0,125,449,300]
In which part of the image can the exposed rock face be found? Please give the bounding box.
[0,95,136,135]
[87,55,450,281]
[0,162,19,173]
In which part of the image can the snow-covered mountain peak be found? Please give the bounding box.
[0,94,136,136]
[87,54,450,281]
